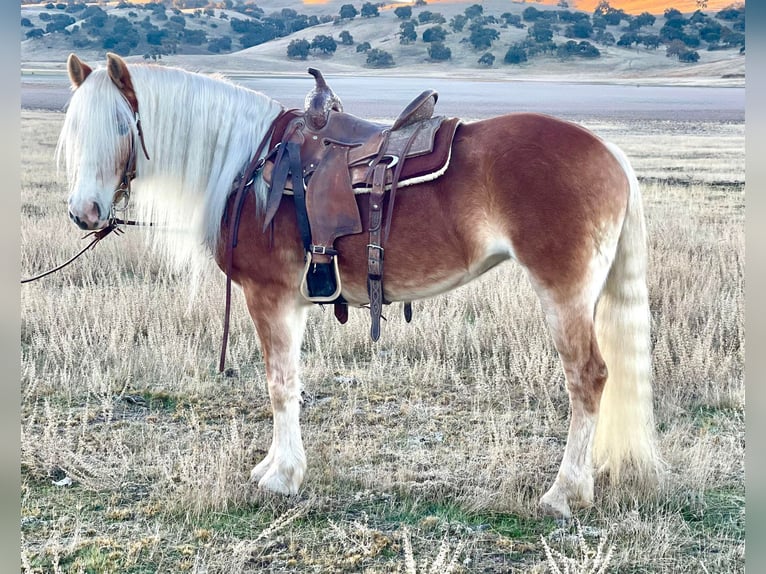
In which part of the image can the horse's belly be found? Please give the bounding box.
[340,238,515,306]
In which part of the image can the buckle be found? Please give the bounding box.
[366,243,384,254]
[310,245,338,257]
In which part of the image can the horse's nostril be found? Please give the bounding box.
[69,211,88,230]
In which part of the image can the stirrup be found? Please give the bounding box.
[299,254,342,303]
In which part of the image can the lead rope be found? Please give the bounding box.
[20,224,123,284]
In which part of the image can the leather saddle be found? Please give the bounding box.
[261,68,461,339]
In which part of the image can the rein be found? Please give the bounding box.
[219,111,286,373]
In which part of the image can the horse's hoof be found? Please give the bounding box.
[250,456,273,483]
[258,467,301,496]
[539,487,573,519]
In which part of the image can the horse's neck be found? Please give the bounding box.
[130,67,282,253]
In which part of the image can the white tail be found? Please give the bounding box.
[593,142,660,481]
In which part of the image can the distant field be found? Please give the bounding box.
[21,109,744,572]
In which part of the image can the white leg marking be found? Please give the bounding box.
[250,302,308,495]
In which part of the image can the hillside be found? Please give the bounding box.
[20,0,745,85]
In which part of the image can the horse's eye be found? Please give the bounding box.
[117,120,130,136]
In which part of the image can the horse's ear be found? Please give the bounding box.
[105,52,139,112]
[106,52,130,90]
[67,53,92,88]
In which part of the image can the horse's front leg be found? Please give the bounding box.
[243,284,308,495]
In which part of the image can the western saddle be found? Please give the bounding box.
[259,68,461,340]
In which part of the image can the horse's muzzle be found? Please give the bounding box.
[68,201,104,230]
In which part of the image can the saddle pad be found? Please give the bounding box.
[351,117,461,192]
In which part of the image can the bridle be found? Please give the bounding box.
[110,99,151,225]
[21,100,152,284]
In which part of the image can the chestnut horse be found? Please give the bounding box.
[59,53,659,518]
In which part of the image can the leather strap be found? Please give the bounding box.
[334,302,349,324]
[404,302,413,323]
[264,119,303,232]
[367,163,387,341]
[383,123,423,245]
[287,141,312,253]
[220,115,282,372]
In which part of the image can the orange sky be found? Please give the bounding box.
[564,0,739,13]
[304,0,742,14]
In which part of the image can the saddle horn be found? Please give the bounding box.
[304,68,343,130]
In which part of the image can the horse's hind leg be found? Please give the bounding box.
[536,295,607,518]
[241,282,308,495]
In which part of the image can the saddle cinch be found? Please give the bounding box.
[261,68,461,340]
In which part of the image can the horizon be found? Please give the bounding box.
[18,0,745,14]
[302,0,742,15]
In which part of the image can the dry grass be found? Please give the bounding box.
[21,109,744,572]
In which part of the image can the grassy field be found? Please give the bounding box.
[20,108,744,573]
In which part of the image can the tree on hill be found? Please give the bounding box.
[504,44,528,64]
[428,42,451,60]
[360,2,379,18]
[522,6,543,22]
[394,6,411,20]
[665,38,699,62]
[627,11,656,30]
[450,14,467,32]
[464,4,483,19]
[716,6,744,21]
[418,11,445,24]
[468,24,499,50]
[287,38,310,59]
[311,34,337,55]
[664,8,685,23]
[81,5,108,28]
[399,21,417,44]
[557,39,600,58]
[366,48,394,67]
[640,34,661,49]
[339,30,354,45]
[478,52,495,66]
[528,21,553,43]
[356,41,371,52]
[183,28,206,45]
[339,4,357,20]
[593,29,615,45]
[594,1,627,25]
[557,10,587,23]
[422,25,447,43]
[566,19,592,39]
[679,49,700,62]
[208,36,232,53]
[500,13,522,28]
[617,31,639,47]
[45,13,75,33]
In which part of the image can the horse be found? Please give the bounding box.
[59,52,659,518]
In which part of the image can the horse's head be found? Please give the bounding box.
[59,53,145,231]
